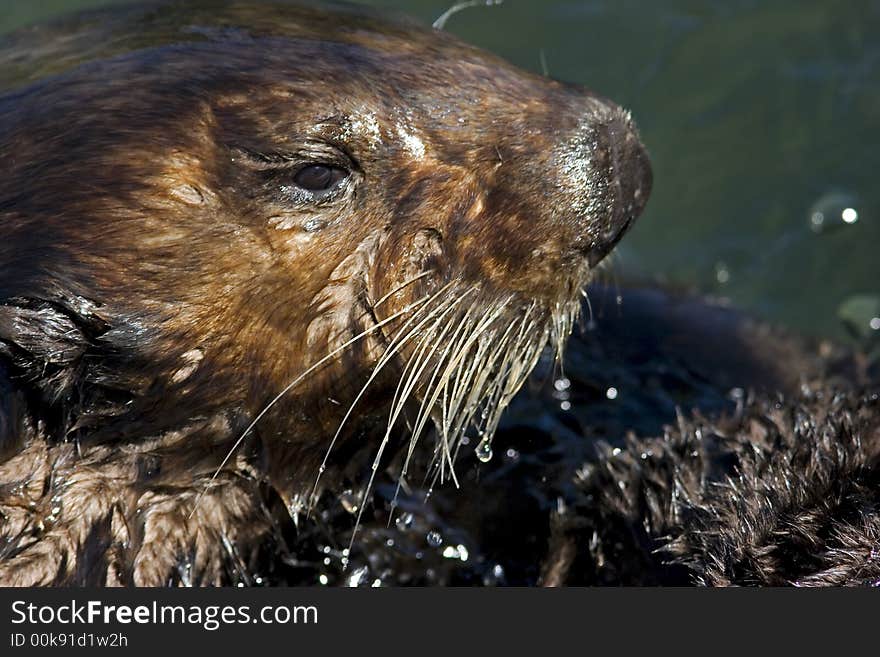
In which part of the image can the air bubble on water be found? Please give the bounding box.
[808,192,861,234]
[715,262,731,284]
[838,295,880,340]
[323,557,331,566]
[395,512,414,531]
[319,574,329,586]
[611,447,622,456]
[475,439,493,463]
[322,545,331,554]
[560,401,572,411]
[426,531,443,547]
[505,448,520,461]
[371,579,382,588]
[606,387,618,400]
[385,538,395,548]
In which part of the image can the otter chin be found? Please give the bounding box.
[0,1,651,586]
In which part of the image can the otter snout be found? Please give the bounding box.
[590,108,652,267]
[562,99,653,269]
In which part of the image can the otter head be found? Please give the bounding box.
[0,2,650,509]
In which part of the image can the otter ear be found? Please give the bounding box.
[0,296,144,443]
[0,299,91,405]
[0,361,28,457]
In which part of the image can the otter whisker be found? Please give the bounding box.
[350,289,510,549]
[190,292,434,519]
[581,288,595,324]
[366,292,479,493]
[382,287,477,445]
[445,303,538,468]
[437,305,520,461]
[433,0,504,30]
[386,312,480,517]
[395,299,480,488]
[405,296,513,480]
[425,304,542,492]
[370,270,434,310]
[310,282,462,502]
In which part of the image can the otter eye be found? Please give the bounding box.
[293,164,348,193]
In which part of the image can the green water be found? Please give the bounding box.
[2,0,878,343]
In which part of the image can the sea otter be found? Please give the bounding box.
[0,1,651,585]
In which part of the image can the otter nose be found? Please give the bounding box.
[568,103,652,268]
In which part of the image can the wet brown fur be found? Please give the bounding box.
[0,1,650,584]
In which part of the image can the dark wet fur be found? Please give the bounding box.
[544,386,880,586]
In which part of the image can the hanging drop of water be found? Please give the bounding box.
[475,438,493,463]
[395,512,414,531]
[339,489,359,514]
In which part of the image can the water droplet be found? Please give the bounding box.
[715,262,731,284]
[371,579,382,588]
[560,400,572,411]
[475,439,493,463]
[347,566,369,587]
[606,386,618,400]
[339,489,359,514]
[319,574,329,585]
[395,512,414,531]
[442,544,470,561]
[426,531,443,547]
[553,377,571,391]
